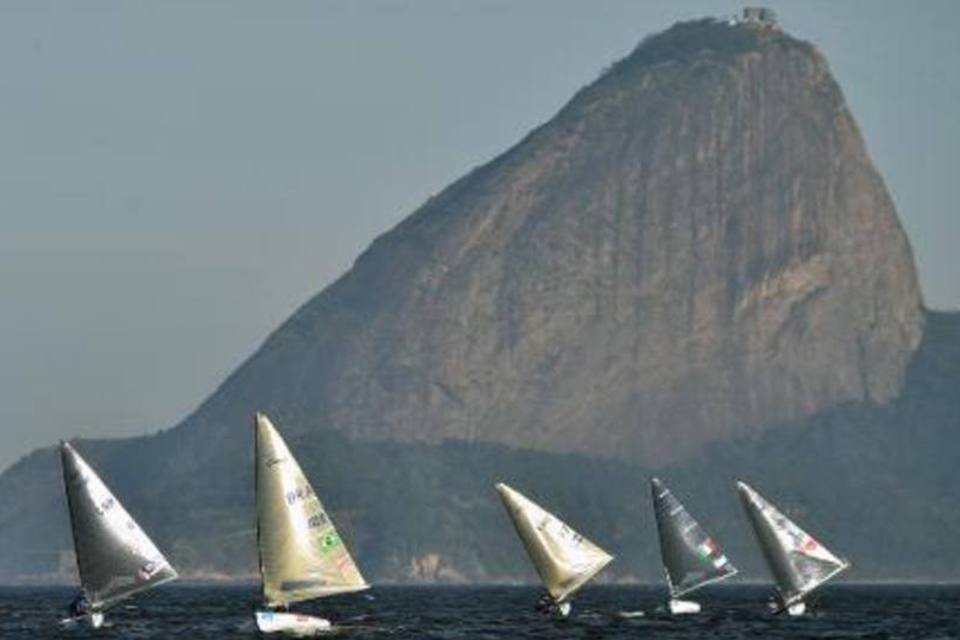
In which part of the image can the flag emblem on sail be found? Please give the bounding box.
[495,483,612,604]
[320,533,342,552]
[60,442,178,610]
[696,539,730,569]
[255,413,369,608]
[650,478,737,598]
[737,481,849,605]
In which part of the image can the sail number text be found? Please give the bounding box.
[94,497,116,517]
[307,512,329,529]
[285,485,315,506]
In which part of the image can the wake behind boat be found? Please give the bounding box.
[254,413,370,636]
[650,477,737,614]
[737,481,850,615]
[59,441,178,629]
[495,482,613,618]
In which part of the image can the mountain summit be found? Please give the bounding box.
[0,19,947,584]
[184,19,922,464]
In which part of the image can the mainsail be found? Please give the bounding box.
[737,481,849,605]
[60,442,177,610]
[255,413,369,608]
[651,477,737,598]
[495,483,613,604]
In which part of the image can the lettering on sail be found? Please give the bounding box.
[538,516,584,546]
[94,497,116,517]
[285,484,315,506]
[307,512,329,529]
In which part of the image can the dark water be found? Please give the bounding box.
[1,585,957,639]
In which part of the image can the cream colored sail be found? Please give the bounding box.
[495,483,613,603]
[255,413,368,607]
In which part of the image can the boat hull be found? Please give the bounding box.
[59,611,105,629]
[668,598,701,615]
[255,610,332,636]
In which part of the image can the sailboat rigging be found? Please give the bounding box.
[650,477,737,614]
[59,441,178,628]
[254,413,369,635]
[495,482,612,618]
[737,481,849,616]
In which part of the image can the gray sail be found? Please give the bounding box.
[61,442,178,610]
[651,477,737,598]
[737,481,849,605]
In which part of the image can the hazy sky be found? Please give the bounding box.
[1,1,957,472]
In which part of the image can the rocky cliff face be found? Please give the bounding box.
[186,20,922,464]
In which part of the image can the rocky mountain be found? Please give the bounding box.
[0,18,952,584]
[165,19,922,466]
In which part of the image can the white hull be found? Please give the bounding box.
[787,602,806,616]
[668,598,701,615]
[59,611,105,629]
[556,601,572,618]
[255,610,332,636]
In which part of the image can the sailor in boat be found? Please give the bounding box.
[736,481,849,616]
[534,593,553,615]
[252,413,370,635]
[57,441,178,630]
[534,593,571,618]
[66,592,91,620]
[494,482,611,620]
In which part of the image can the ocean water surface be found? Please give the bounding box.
[0,584,956,639]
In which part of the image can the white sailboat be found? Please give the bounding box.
[650,477,737,614]
[495,482,613,618]
[737,481,850,616]
[254,413,369,636]
[59,441,178,628]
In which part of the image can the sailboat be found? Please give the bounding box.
[254,412,369,636]
[736,481,850,616]
[650,477,737,614]
[59,441,178,629]
[495,482,613,618]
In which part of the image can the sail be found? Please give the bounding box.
[60,442,177,610]
[495,483,612,604]
[737,481,849,604]
[650,477,737,598]
[255,413,369,607]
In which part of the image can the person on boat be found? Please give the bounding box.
[534,593,570,617]
[534,594,554,615]
[67,592,91,619]
[767,594,783,613]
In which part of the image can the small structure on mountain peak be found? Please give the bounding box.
[739,7,778,29]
